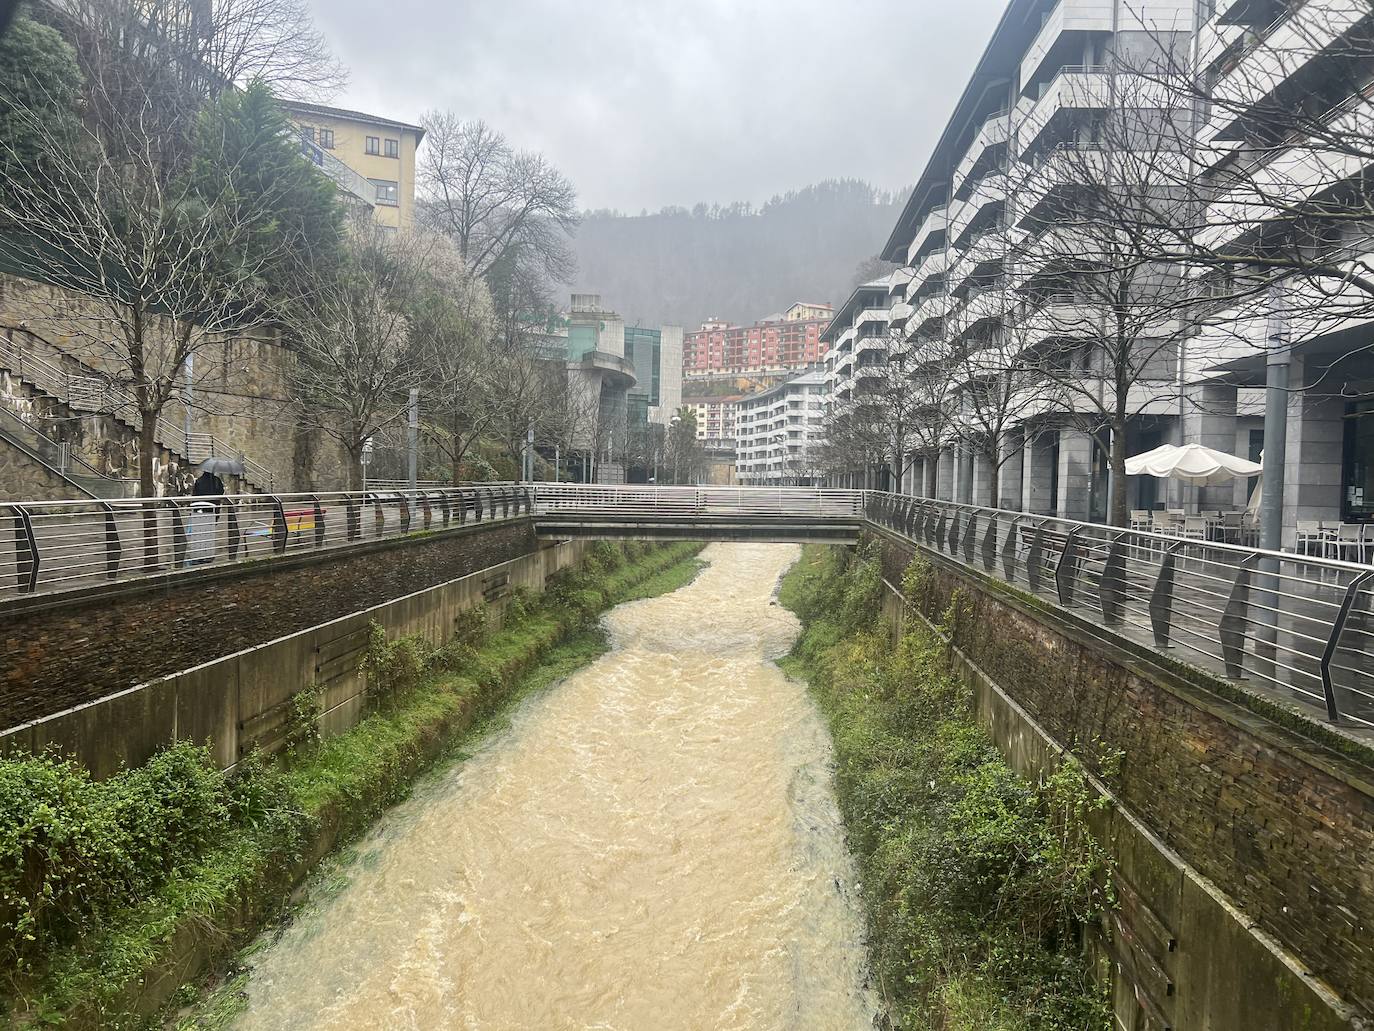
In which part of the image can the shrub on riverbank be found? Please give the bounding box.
[1,540,705,1027]
[779,545,1112,1031]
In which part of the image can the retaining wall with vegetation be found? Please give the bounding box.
[866,528,1372,1031]
[0,539,705,1027]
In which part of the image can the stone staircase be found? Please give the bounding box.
[0,334,276,493]
[0,405,138,499]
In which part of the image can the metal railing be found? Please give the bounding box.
[864,494,1374,731]
[4,482,1371,731]
[0,336,275,491]
[531,483,862,518]
[0,485,535,601]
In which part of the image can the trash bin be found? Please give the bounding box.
[189,500,217,565]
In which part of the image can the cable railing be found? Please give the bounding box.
[0,335,275,491]
[4,482,1371,732]
[531,483,863,518]
[0,484,535,602]
[863,493,1374,731]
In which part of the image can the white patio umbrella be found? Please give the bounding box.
[1124,442,1262,486]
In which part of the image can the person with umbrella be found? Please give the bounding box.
[188,457,242,564]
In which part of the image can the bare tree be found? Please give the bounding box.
[418,113,579,285]
[0,92,284,497]
[281,222,437,488]
[997,71,1216,526]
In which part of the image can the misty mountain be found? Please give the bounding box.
[568,179,905,330]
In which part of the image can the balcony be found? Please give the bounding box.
[855,334,889,358]
[1020,0,1114,88]
[953,112,1010,196]
[905,205,947,266]
[948,288,1007,343]
[907,290,948,337]
[1207,1,1370,141]
[946,231,1006,296]
[1017,67,1110,157]
[888,301,914,330]
[948,173,1007,246]
[854,308,889,335]
[909,247,947,293]
[1014,295,1104,352]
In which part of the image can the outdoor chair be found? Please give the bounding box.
[1130,510,1150,531]
[1295,520,1329,559]
[1219,511,1245,545]
[1182,516,1208,542]
[1334,523,1368,565]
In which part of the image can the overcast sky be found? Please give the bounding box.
[306,0,1008,213]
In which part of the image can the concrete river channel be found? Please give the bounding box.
[229,543,879,1030]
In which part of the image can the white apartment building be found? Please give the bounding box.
[877,0,1206,524]
[735,369,828,485]
[822,276,895,409]
[684,395,742,441]
[869,0,1374,547]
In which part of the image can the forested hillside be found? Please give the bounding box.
[570,179,904,329]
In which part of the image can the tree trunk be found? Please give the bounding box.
[985,446,1000,511]
[345,442,364,491]
[1110,416,1129,527]
[138,412,158,570]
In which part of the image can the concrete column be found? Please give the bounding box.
[1025,431,1056,514]
[936,448,955,500]
[1282,355,1343,549]
[1180,382,1239,512]
[956,446,975,504]
[924,454,939,497]
[999,431,1024,511]
[971,450,994,507]
[1057,429,1094,521]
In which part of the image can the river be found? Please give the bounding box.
[230,542,878,1030]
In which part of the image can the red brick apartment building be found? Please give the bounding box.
[684,302,833,378]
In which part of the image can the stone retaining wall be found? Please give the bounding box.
[0,519,539,729]
[871,529,1373,1030]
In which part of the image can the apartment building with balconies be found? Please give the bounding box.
[735,368,828,485]
[877,0,1199,522]
[281,101,426,230]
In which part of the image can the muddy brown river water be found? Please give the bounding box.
[231,542,878,1030]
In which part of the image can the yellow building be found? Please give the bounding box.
[281,101,426,230]
[783,302,833,322]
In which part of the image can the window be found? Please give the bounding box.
[384,138,399,158]
[370,179,399,206]
[365,136,380,155]
[300,126,316,145]
[319,128,335,149]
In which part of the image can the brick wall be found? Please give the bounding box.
[0,520,538,729]
[872,531,1374,1024]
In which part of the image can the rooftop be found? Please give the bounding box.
[279,100,427,143]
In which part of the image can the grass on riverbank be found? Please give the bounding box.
[778,544,1112,1031]
[1,540,705,1029]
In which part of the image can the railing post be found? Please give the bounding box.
[345,496,360,541]
[1149,541,1184,647]
[101,501,121,579]
[371,494,385,536]
[926,504,939,546]
[420,492,432,530]
[501,486,510,518]
[946,509,960,555]
[269,495,288,554]
[1099,531,1129,626]
[457,488,469,524]
[1001,515,1021,581]
[961,511,977,563]
[398,494,411,533]
[980,515,997,571]
[1054,526,1081,607]
[438,491,451,527]
[311,496,325,548]
[1027,522,1046,593]
[168,500,189,567]
[10,503,38,593]
[1320,571,1374,724]
[1220,553,1259,679]
[224,498,241,560]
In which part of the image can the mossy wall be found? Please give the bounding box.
[868,530,1372,1031]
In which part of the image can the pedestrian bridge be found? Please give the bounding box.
[3,482,1372,732]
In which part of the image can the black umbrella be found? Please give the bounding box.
[198,456,245,476]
